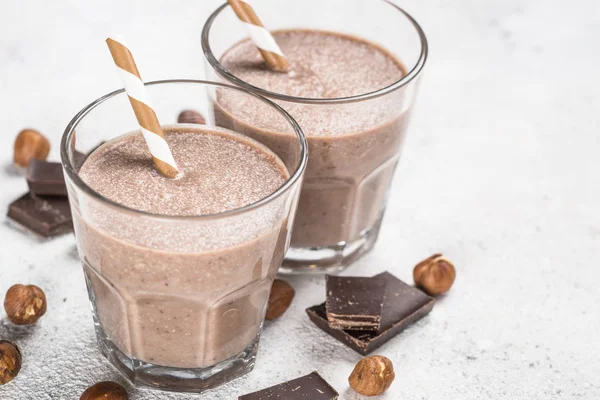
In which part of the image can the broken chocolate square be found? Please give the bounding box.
[26,159,68,196]
[7,193,73,237]
[325,275,385,331]
[238,372,338,400]
[307,272,434,355]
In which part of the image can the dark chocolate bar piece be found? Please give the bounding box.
[307,272,434,355]
[238,372,338,400]
[7,193,73,237]
[26,159,68,196]
[325,275,385,331]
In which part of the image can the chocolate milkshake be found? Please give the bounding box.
[212,30,414,270]
[75,126,290,370]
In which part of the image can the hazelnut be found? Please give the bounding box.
[177,109,206,125]
[0,341,22,385]
[13,129,50,167]
[413,253,456,295]
[80,381,128,400]
[4,284,47,325]
[349,355,395,396]
[265,279,295,320]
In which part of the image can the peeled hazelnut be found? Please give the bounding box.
[265,279,295,320]
[80,381,128,400]
[177,109,206,125]
[0,341,22,385]
[413,253,456,295]
[4,284,47,325]
[349,355,395,396]
[13,129,50,167]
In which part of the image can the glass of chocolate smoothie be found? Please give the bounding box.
[202,0,428,273]
[60,80,307,392]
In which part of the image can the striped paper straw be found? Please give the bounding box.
[227,0,290,72]
[105,37,179,179]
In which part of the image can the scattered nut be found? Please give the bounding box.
[13,129,50,167]
[80,381,128,400]
[0,340,22,385]
[349,355,395,396]
[4,284,47,325]
[413,254,456,295]
[265,279,295,320]
[177,109,206,125]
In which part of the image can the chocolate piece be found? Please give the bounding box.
[239,372,338,400]
[307,272,434,355]
[325,275,385,331]
[26,159,68,196]
[7,193,73,237]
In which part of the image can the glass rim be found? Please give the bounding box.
[60,79,308,221]
[201,0,428,104]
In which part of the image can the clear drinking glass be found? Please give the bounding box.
[60,80,307,392]
[202,0,428,274]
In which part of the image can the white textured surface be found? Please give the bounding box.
[1,0,600,399]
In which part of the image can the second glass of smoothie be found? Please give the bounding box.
[202,0,428,273]
[61,80,306,392]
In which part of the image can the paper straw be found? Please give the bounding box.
[106,37,179,179]
[227,0,290,72]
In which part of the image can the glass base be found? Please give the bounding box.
[93,324,258,393]
[280,217,382,275]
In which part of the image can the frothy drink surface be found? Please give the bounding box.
[80,128,287,216]
[76,127,290,368]
[218,30,411,249]
[221,30,403,101]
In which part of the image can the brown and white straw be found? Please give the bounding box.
[227,0,290,72]
[106,36,179,179]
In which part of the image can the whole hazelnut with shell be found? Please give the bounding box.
[4,284,47,325]
[80,381,128,400]
[177,109,206,125]
[0,340,22,385]
[13,129,50,167]
[349,355,395,396]
[265,279,295,320]
[413,253,456,295]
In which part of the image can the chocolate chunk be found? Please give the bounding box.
[239,372,338,400]
[325,275,385,331]
[307,272,434,355]
[26,159,68,196]
[7,193,73,237]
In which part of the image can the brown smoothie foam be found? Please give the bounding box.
[217,30,411,248]
[76,126,290,368]
[80,127,287,216]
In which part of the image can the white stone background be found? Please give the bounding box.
[0,0,599,398]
